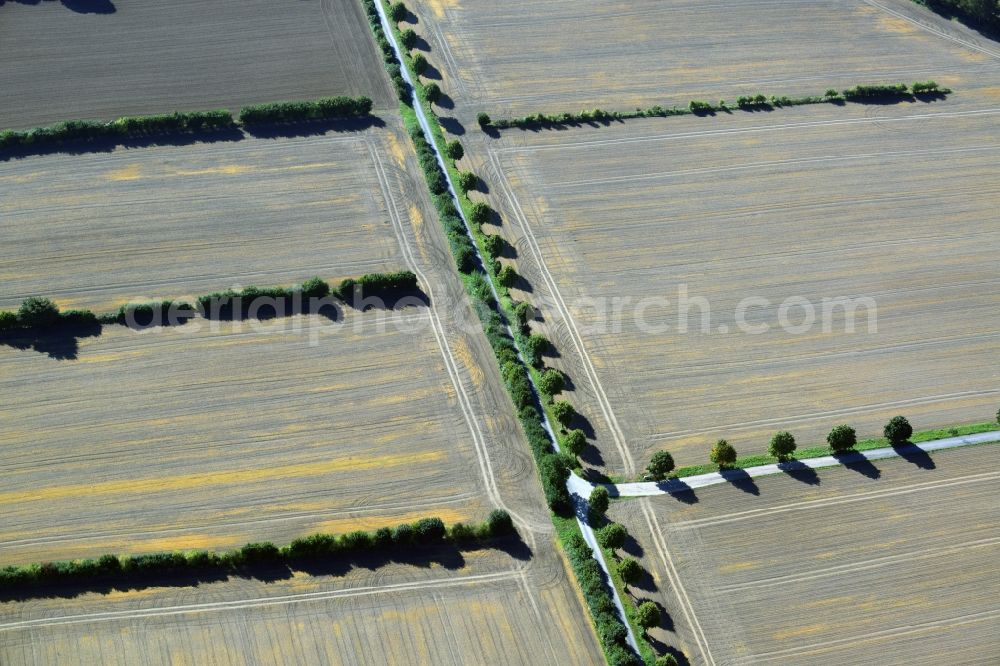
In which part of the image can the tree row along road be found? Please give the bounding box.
[371,0,643,655]
[567,430,1000,500]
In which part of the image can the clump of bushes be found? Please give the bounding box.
[0,110,235,152]
[0,513,516,595]
[768,431,797,461]
[561,530,640,665]
[709,439,737,469]
[645,450,675,481]
[827,424,857,453]
[411,53,428,75]
[335,271,418,300]
[0,297,99,333]
[238,96,372,125]
[400,28,418,49]
[552,400,577,427]
[469,201,493,226]
[884,416,913,446]
[841,83,909,100]
[689,100,714,115]
[445,139,464,160]
[562,429,587,457]
[388,0,407,22]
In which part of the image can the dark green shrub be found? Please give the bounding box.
[388,1,407,22]
[506,370,535,410]
[883,416,913,446]
[238,96,372,124]
[689,100,714,114]
[655,655,679,666]
[552,400,576,427]
[526,334,550,365]
[617,557,642,587]
[538,368,565,397]
[18,297,60,328]
[646,450,675,481]
[588,485,610,514]
[372,527,393,548]
[340,530,373,551]
[336,271,418,300]
[411,53,428,75]
[477,112,492,128]
[482,233,506,259]
[445,139,464,160]
[710,439,737,469]
[300,277,331,299]
[413,517,446,543]
[597,523,626,550]
[768,431,797,461]
[391,523,414,546]
[636,601,660,630]
[400,28,417,49]
[912,80,941,94]
[496,264,518,287]
[240,542,281,565]
[0,311,18,330]
[538,452,572,513]
[827,424,857,453]
[842,84,909,100]
[562,429,587,457]
[469,201,492,226]
[457,170,477,192]
[484,509,514,537]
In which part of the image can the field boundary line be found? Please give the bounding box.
[750,606,1000,662]
[0,570,523,632]
[368,140,547,536]
[716,534,1000,592]
[495,107,1000,154]
[488,148,636,476]
[862,0,1000,60]
[640,501,717,666]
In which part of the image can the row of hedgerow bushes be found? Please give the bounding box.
[377,6,642,664]
[0,511,515,594]
[481,82,951,130]
[0,273,417,332]
[0,96,374,151]
[362,0,410,100]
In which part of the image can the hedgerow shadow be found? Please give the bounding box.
[0,0,116,13]
[0,321,102,360]
[0,127,244,162]
[243,115,385,140]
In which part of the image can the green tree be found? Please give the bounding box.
[597,523,626,550]
[562,429,587,457]
[445,139,464,160]
[400,28,417,50]
[457,170,477,192]
[768,431,797,461]
[636,601,660,630]
[497,264,518,287]
[388,1,407,22]
[411,53,428,75]
[710,439,737,469]
[645,450,675,481]
[617,556,642,587]
[18,297,59,328]
[484,509,514,536]
[512,300,534,327]
[827,424,857,453]
[538,369,565,397]
[655,655,679,666]
[469,201,492,225]
[588,485,609,514]
[477,112,492,128]
[422,82,441,104]
[526,334,550,364]
[552,400,576,427]
[299,277,330,299]
[483,233,505,259]
[883,416,913,446]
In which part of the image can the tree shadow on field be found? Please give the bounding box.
[243,115,385,140]
[834,451,881,480]
[420,63,443,81]
[438,116,465,136]
[719,468,760,496]
[655,478,699,505]
[411,35,432,52]
[0,0,116,13]
[0,321,102,360]
[778,460,821,486]
[894,442,936,470]
[435,92,455,111]
[620,532,645,559]
[0,127,244,162]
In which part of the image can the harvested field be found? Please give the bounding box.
[407,0,1000,474]
[0,126,411,313]
[609,445,1000,665]
[0,534,605,665]
[412,0,1000,122]
[0,0,394,130]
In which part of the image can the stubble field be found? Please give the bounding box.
[608,445,1000,665]
[407,0,1000,474]
[0,0,394,130]
[0,536,605,665]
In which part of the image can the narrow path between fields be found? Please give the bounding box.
[566,430,1000,500]
[371,0,643,656]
